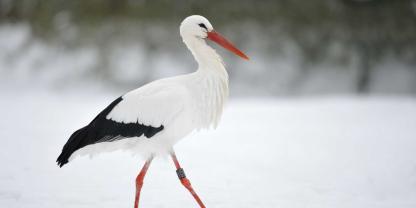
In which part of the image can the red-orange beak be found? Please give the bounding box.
[207,31,249,60]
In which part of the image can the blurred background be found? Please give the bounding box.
[1,1,416,208]
[1,0,415,96]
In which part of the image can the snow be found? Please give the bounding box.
[1,90,416,208]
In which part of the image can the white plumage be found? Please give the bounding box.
[68,15,230,160]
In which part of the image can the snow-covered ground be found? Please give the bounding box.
[1,90,416,208]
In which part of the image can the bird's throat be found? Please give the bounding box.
[183,36,226,74]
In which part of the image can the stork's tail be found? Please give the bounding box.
[56,126,89,167]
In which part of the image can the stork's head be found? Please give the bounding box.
[180,15,213,39]
[180,15,249,60]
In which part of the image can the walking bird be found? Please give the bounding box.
[57,15,248,208]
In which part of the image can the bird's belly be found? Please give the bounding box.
[131,111,195,157]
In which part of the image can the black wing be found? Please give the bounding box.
[56,97,164,167]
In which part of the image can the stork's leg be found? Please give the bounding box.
[134,157,153,208]
[170,151,206,208]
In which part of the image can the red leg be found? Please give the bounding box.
[134,157,153,208]
[171,151,206,208]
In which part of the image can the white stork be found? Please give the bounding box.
[57,15,249,208]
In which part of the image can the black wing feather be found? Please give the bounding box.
[56,97,164,167]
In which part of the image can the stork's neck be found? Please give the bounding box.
[182,35,227,77]
[182,35,229,129]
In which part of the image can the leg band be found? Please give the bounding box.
[176,168,186,179]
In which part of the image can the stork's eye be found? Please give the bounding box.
[198,23,207,30]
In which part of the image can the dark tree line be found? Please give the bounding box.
[1,0,415,93]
